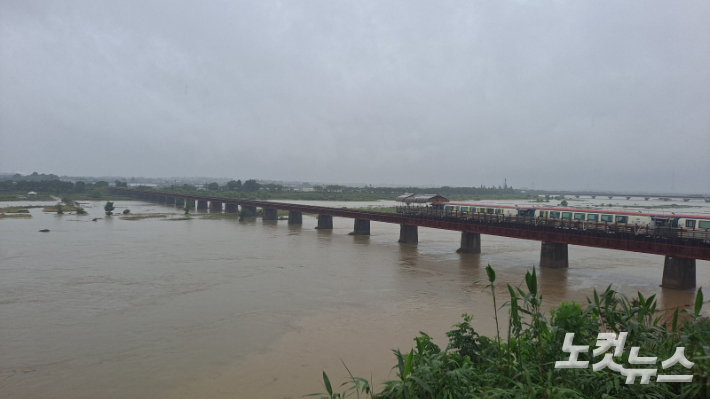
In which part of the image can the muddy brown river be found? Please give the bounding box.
[1,198,708,398]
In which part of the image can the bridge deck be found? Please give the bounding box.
[113,188,710,261]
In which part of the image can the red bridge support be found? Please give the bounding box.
[662,257,696,290]
[399,225,418,243]
[458,232,481,254]
[540,242,568,269]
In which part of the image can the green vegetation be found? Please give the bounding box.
[312,266,709,398]
[104,201,115,216]
[42,204,78,213]
[119,213,171,220]
[0,214,32,218]
[0,177,134,201]
[1,205,42,213]
[140,184,529,203]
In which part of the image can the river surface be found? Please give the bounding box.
[1,198,708,398]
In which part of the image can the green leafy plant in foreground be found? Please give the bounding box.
[310,265,709,399]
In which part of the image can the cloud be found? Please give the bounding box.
[1,0,708,191]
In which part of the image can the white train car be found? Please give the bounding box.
[429,201,710,239]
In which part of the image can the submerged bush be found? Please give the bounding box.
[312,266,709,399]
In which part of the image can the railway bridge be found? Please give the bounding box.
[112,188,710,290]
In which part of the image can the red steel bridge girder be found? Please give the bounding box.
[114,188,710,261]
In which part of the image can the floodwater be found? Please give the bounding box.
[1,198,708,399]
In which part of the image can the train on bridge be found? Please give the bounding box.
[395,195,710,243]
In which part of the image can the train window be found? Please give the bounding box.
[601,215,613,222]
[550,211,560,218]
[561,212,572,219]
[573,213,586,220]
[616,216,628,223]
[686,220,696,228]
[487,208,494,214]
[587,214,599,221]
[699,221,710,229]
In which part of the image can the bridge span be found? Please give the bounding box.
[534,191,710,202]
[112,188,709,290]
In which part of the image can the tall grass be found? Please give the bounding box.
[310,266,709,398]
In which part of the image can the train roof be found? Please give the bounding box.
[436,201,710,220]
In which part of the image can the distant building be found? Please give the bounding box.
[27,191,37,197]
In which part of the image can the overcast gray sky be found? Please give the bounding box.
[1,0,708,191]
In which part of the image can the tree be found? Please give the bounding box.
[207,182,219,191]
[114,180,127,188]
[104,201,115,215]
[560,199,568,207]
[227,180,239,190]
[95,181,108,187]
[75,181,86,192]
[242,179,261,192]
[56,203,64,214]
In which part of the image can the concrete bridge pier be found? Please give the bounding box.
[166,197,176,205]
[662,257,696,290]
[241,206,257,217]
[197,200,208,210]
[210,201,223,212]
[540,242,568,269]
[457,232,481,254]
[399,225,418,243]
[263,208,278,220]
[225,203,237,213]
[352,219,370,235]
[316,215,333,229]
[288,211,302,225]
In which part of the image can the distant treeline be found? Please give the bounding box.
[1,173,528,202]
[0,179,135,200]
[134,181,527,202]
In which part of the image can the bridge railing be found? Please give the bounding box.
[395,206,710,246]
